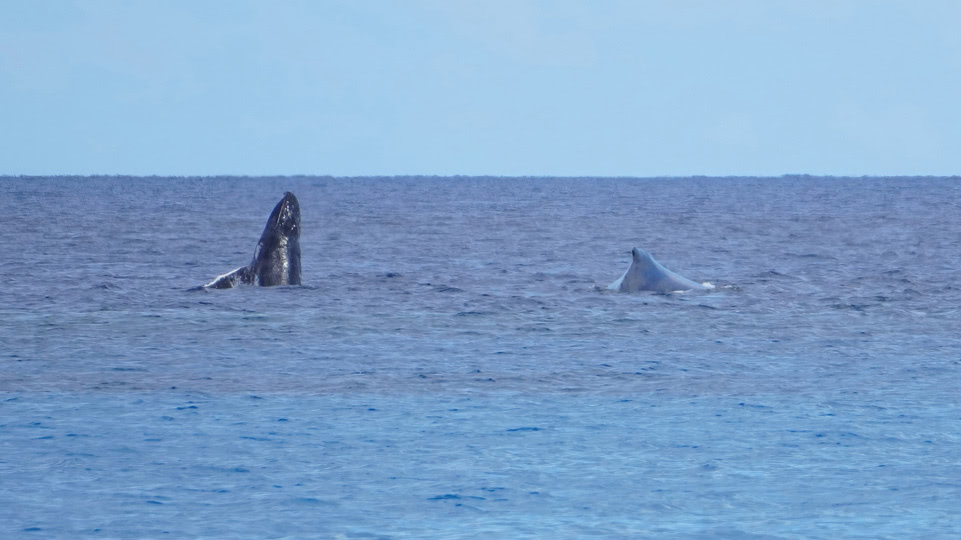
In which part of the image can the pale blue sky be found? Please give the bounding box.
[1,0,959,176]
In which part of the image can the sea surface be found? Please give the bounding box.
[1,175,960,539]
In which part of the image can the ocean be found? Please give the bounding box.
[1,175,959,538]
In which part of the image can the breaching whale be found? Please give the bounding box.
[204,192,302,289]
[609,247,710,293]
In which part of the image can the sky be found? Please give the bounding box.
[1,0,959,177]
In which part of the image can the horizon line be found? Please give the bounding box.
[3,173,960,180]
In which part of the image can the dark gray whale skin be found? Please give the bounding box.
[205,192,301,289]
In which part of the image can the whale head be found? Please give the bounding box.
[266,192,301,239]
[251,192,301,286]
[203,192,302,288]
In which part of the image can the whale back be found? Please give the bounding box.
[610,248,706,293]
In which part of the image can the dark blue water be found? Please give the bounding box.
[2,176,960,538]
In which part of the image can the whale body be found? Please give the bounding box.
[205,192,301,289]
[609,247,709,293]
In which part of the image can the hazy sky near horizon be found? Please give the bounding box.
[2,1,959,177]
